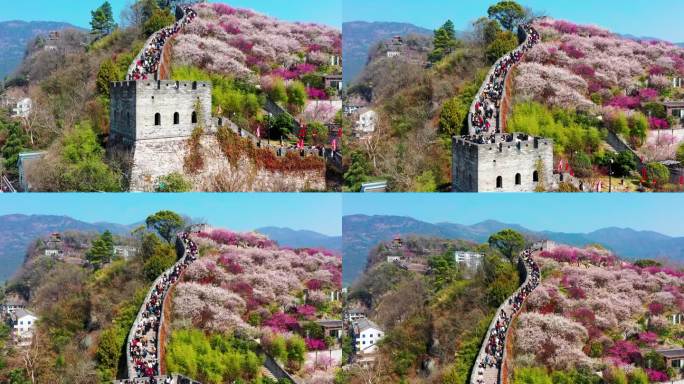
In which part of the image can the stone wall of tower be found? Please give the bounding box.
[452,135,554,192]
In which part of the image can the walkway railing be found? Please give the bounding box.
[469,246,541,384]
[0,175,16,193]
[467,24,538,135]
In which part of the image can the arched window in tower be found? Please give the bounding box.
[191,111,197,124]
[154,113,161,126]
[533,170,539,182]
[515,173,521,185]
[496,176,503,189]
[192,81,197,90]
[173,112,180,125]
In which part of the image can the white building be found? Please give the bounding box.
[671,313,683,325]
[13,309,37,343]
[2,295,27,315]
[673,77,683,88]
[354,109,378,135]
[454,251,484,270]
[12,98,32,118]
[353,318,384,354]
[344,308,366,323]
[113,245,137,260]
[387,255,401,263]
[387,51,401,58]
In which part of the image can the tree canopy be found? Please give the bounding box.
[91,1,116,38]
[429,20,459,63]
[488,229,526,263]
[145,210,185,243]
[86,230,114,266]
[487,1,527,32]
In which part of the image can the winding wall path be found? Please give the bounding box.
[124,232,198,380]
[467,24,539,135]
[469,246,541,384]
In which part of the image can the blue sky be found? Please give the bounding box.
[343,0,684,42]
[2,0,341,29]
[0,193,342,236]
[343,194,684,237]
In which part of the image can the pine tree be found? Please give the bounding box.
[91,2,116,38]
[86,230,114,266]
[429,20,459,63]
[1,119,27,177]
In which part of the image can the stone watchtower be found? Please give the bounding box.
[452,133,554,192]
[110,80,213,144]
[108,80,214,190]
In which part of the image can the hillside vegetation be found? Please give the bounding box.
[344,230,526,383]
[511,246,684,383]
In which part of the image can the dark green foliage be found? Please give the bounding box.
[488,229,526,263]
[143,2,175,37]
[485,31,518,64]
[1,118,27,177]
[266,113,295,140]
[145,210,185,243]
[86,230,114,266]
[142,241,177,281]
[91,1,116,38]
[429,20,459,63]
[487,1,527,31]
[593,151,636,178]
[645,162,670,187]
[633,259,662,268]
[428,252,460,291]
[344,151,372,192]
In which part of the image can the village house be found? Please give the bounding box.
[44,232,64,257]
[673,77,683,88]
[386,255,401,263]
[344,308,366,323]
[1,294,27,315]
[12,308,37,345]
[671,313,683,325]
[12,98,31,118]
[386,36,404,58]
[454,251,484,270]
[352,318,384,355]
[655,349,684,378]
[315,319,343,340]
[353,108,377,136]
[324,74,343,92]
[113,245,137,260]
[662,100,684,128]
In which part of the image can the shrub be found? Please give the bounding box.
[156,172,192,192]
[645,162,670,187]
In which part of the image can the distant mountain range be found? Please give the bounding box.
[0,20,81,79]
[343,21,432,84]
[617,32,684,48]
[255,227,342,254]
[343,214,684,285]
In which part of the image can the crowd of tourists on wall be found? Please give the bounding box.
[128,7,197,81]
[128,232,198,380]
[470,24,540,136]
[475,247,540,383]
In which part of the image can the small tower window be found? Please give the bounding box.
[515,173,521,185]
[496,176,503,189]
[154,113,161,126]
[533,170,539,182]
[192,81,198,90]
[174,112,180,125]
[191,111,197,124]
